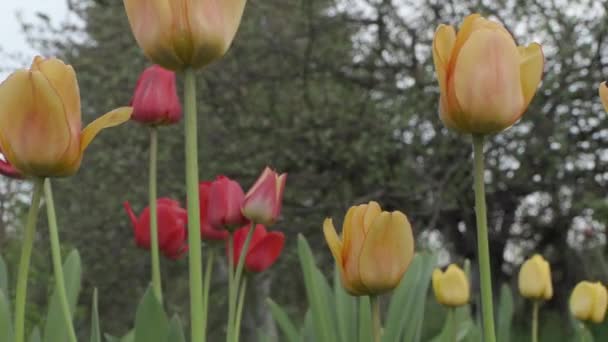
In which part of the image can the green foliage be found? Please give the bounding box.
[497,284,514,342]
[0,288,13,342]
[133,288,169,342]
[90,289,101,342]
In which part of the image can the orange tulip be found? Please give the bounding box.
[432,14,544,134]
[0,57,132,177]
[323,201,414,296]
[123,0,247,70]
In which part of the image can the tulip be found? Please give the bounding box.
[198,181,230,240]
[0,154,22,179]
[323,201,415,296]
[570,281,608,324]
[432,14,544,134]
[124,198,188,259]
[600,82,608,113]
[0,56,131,178]
[130,65,181,125]
[242,167,287,226]
[228,224,285,273]
[123,0,248,71]
[206,176,247,229]
[518,254,553,301]
[432,264,470,307]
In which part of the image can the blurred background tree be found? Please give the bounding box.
[2,0,608,340]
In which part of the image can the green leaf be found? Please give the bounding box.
[358,296,372,342]
[91,288,101,342]
[104,334,120,342]
[121,330,135,342]
[30,326,42,342]
[166,315,186,342]
[0,289,13,342]
[134,287,168,342]
[0,254,8,295]
[297,235,338,342]
[496,284,514,342]
[267,298,300,342]
[43,250,82,342]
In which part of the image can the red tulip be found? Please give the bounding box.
[199,181,230,241]
[207,175,247,229]
[242,167,287,226]
[124,198,188,259]
[130,65,181,125]
[228,224,285,273]
[0,154,22,179]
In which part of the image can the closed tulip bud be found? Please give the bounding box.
[228,224,285,273]
[600,82,608,113]
[123,0,247,71]
[432,264,470,307]
[124,198,188,260]
[570,281,608,324]
[242,167,287,226]
[518,254,553,301]
[206,176,247,229]
[198,181,229,241]
[0,56,131,178]
[432,14,544,134]
[323,201,415,296]
[130,65,181,125]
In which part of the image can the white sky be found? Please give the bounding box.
[0,0,69,77]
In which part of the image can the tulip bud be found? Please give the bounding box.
[323,201,415,296]
[206,176,247,229]
[130,65,181,125]
[432,264,470,307]
[123,0,247,71]
[432,14,544,134]
[124,198,188,260]
[227,224,285,273]
[198,181,229,241]
[600,82,608,113]
[242,167,287,226]
[0,56,131,177]
[518,254,553,301]
[570,281,608,324]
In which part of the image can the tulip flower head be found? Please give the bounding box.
[518,254,553,301]
[130,65,181,125]
[570,281,608,324]
[432,264,470,307]
[0,56,132,177]
[123,0,248,71]
[432,14,544,134]
[227,224,285,273]
[242,167,287,226]
[600,82,608,114]
[199,180,231,241]
[124,198,188,260]
[206,175,247,230]
[323,201,415,296]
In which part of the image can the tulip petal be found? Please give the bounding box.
[362,201,381,234]
[453,28,524,133]
[341,205,370,294]
[432,25,455,95]
[518,43,544,110]
[246,231,285,272]
[571,282,595,322]
[81,107,132,152]
[540,257,553,300]
[323,218,343,267]
[449,13,482,69]
[599,82,608,113]
[592,283,608,323]
[359,211,414,293]
[518,256,546,299]
[439,265,470,306]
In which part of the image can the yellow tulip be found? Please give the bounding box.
[0,56,132,178]
[432,14,544,134]
[432,264,470,307]
[518,254,553,300]
[323,201,414,296]
[123,0,247,71]
[570,281,608,324]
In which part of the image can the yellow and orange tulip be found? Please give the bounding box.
[432,14,544,134]
[432,264,470,307]
[518,254,553,301]
[0,57,132,178]
[570,281,608,324]
[323,201,414,296]
[123,0,247,70]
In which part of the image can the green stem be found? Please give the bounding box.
[149,126,163,303]
[447,308,456,342]
[201,248,215,342]
[234,276,248,342]
[580,322,593,342]
[14,178,44,342]
[472,134,496,342]
[228,223,256,342]
[531,301,539,342]
[226,237,235,342]
[370,295,381,342]
[184,67,204,342]
[44,179,77,342]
